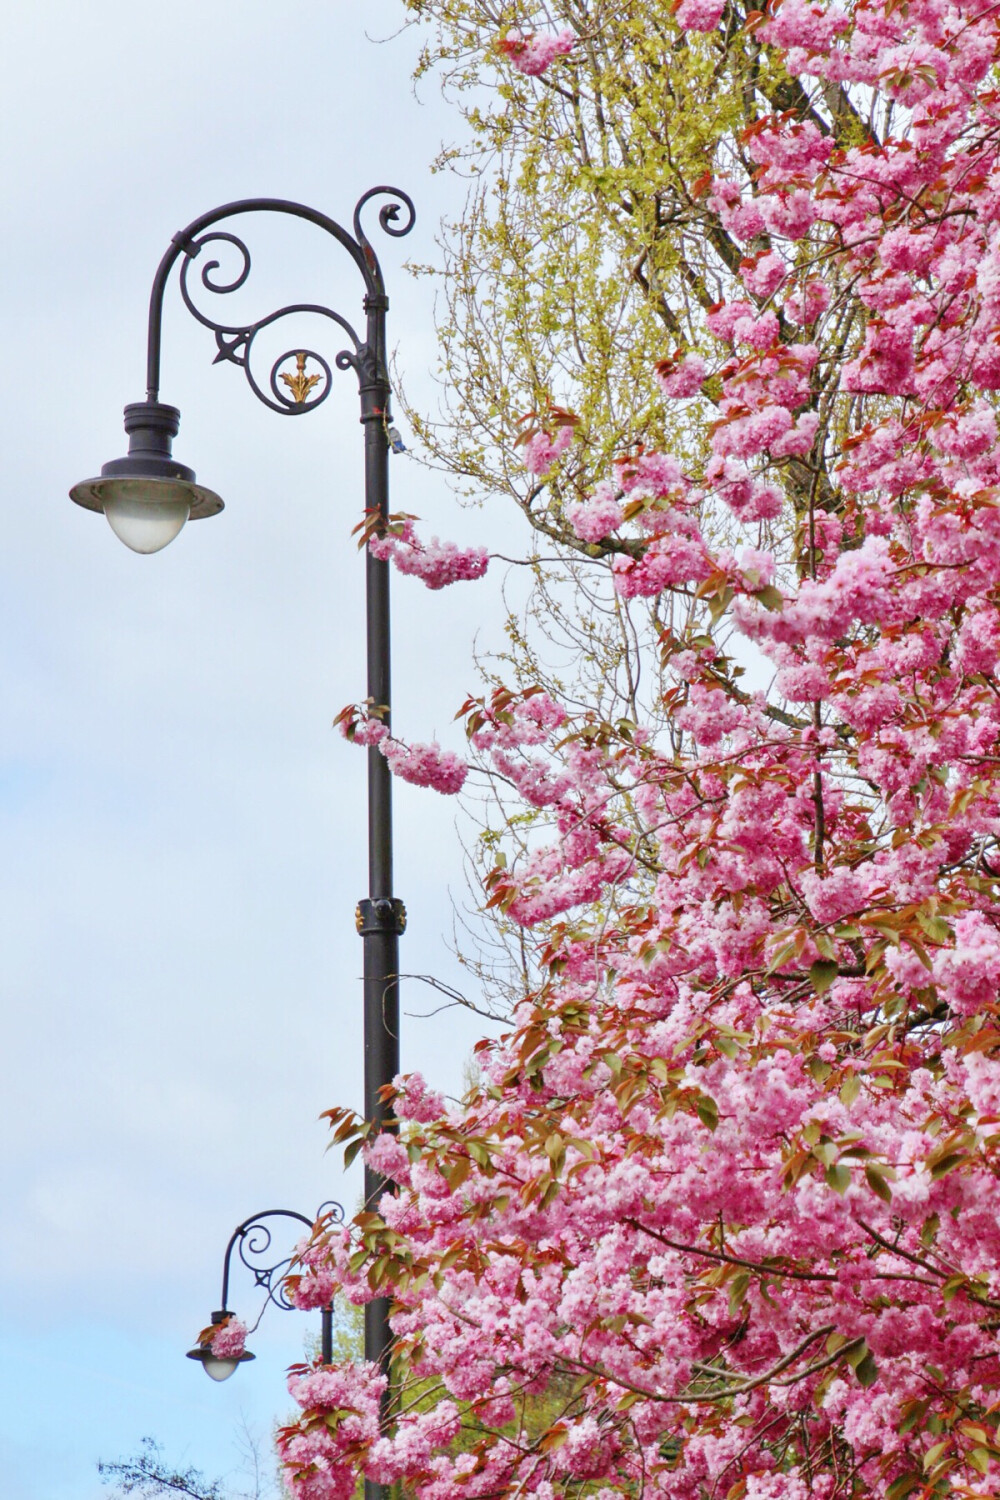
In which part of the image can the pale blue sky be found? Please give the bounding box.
[0,4,510,1495]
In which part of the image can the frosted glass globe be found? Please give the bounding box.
[200,1353,241,1382]
[102,479,192,554]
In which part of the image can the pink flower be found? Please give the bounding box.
[344,718,389,749]
[364,1132,412,1186]
[567,483,624,542]
[771,410,819,458]
[934,913,1000,1016]
[761,0,849,52]
[655,353,707,398]
[675,683,747,746]
[955,603,1000,675]
[499,28,575,76]
[210,1317,247,1359]
[612,531,713,597]
[732,310,780,350]
[775,662,831,701]
[762,190,817,239]
[369,518,488,591]
[380,737,468,795]
[785,282,830,324]
[675,0,725,30]
[393,1072,446,1123]
[706,300,755,342]
[741,252,788,299]
[800,866,870,922]
[842,324,915,396]
[522,423,575,475]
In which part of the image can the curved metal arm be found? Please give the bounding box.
[144,189,416,409]
[219,1202,344,1315]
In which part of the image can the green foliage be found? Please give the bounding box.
[396,0,857,541]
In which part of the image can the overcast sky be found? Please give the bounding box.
[0,5,515,1495]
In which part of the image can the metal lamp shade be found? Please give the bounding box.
[70,401,223,553]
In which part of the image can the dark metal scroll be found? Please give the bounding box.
[352,185,417,250]
[177,234,357,416]
[144,190,416,411]
[220,1201,345,1328]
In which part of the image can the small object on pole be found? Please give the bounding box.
[387,425,406,454]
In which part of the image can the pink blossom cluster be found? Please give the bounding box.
[566,482,623,543]
[289,1236,337,1312]
[392,1070,446,1122]
[368,517,488,590]
[674,0,725,31]
[463,686,639,921]
[291,973,1000,1498]
[209,1317,246,1358]
[381,737,468,795]
[522,421,575,475]
[655,352,707,398]
[278,1364,385,1500]
[498,27,575,76]
[337,710,468,795]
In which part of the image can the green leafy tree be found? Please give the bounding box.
[398,0,866,541]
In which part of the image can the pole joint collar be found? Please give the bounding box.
[356,898,407,936]
[171,229,202,257]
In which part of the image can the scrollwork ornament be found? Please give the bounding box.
[352,185,417,252]
[176,229,366,416]
[236,1218,295,1311]
[224,1204,344,1327]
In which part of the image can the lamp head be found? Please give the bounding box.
[70,401,223,554]
[186,1310,255,1382]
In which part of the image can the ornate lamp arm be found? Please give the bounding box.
[218,1206,317,1313]
[143,188,415,412]
[190,1202,345,1375]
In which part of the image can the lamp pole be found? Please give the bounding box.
[187,1204,344,1381]
[70,191,414,1496]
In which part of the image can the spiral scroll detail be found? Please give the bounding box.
[353,186,417,248]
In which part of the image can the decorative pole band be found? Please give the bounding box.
[356,898,407,936]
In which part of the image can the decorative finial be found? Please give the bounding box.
[280,351,324,405]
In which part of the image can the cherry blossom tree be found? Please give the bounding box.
[269,0,1000,1495]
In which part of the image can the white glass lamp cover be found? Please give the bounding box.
[69,401,224,551]
[102,479,192,554]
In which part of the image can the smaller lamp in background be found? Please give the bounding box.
[186,1310,255,1383]
[187,1205,338,1382]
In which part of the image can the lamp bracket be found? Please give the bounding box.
[218,1203,345,1322]
[143,191,415,417]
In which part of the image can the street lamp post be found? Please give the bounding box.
[187,1204,344,1381]
[70,191,415,1491]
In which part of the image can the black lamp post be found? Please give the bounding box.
[187,1204,344,1381]
[71,191,414,1492]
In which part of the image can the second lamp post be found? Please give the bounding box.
[70,189,415,1491]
